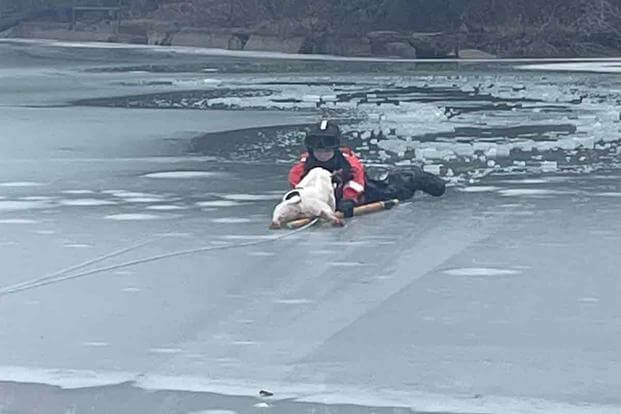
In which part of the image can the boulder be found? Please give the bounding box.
[507,39,562,58]
[458,48,496,59]
[243,34,304,53]
[367,30,410,56]
[147,29,169,45]
[383,42,416,58]
[410,33,457,58]
[584,32,621,50]
[171,29,233,49]
[116,23,149,44]
[321,36,372,56]
[228,33,248,50]
[367,30,408,44]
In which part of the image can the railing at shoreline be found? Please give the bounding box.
[72,0,122,32]
[0,10,30,32]
[0,0,124,33]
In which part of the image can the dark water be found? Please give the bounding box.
[64,49,621,182]
[0,381,459,414]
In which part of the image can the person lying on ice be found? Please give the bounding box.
[288,120,446,218]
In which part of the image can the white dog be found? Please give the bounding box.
[271,167,345,228]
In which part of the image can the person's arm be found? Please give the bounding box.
[342,152,365,203]
[335,151,365,218]
[288,155,307,188]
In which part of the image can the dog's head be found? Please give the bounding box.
[270,190,304,229]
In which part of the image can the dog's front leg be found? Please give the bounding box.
[319,204,345,227]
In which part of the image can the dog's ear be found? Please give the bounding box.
[285,195,301,205]
[283,190,301,204]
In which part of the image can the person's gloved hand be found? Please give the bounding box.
[331,169,353,187]
[337,199,356,218]
[331,169,346,188]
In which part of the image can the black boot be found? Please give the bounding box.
[365,172,414,202]
[365,167,446,203]
[385,173,416,201]
[401,166,446,197]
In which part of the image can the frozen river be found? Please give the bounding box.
[0,39,620,414]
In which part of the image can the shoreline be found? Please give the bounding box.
[2,37,621,65]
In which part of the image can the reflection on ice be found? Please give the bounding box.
[0,182,44,187]
[58,199,117,206]
[63,243,92,248]
[0,200,50,211]
[498,188,573,197]
[457,186,500,193]
[443,267,521,276]
[274,298,314,305]
[103,213,164,221]
[0,219,39,224]
[517,62,621,73]
[145,205,186,211]
[149,348,182,354]
[594,192,621,197]
[218,194,281,201]
[62,190,96,194]
[210,218,254,224]
[143,171,223,179]
[196,200,246,207]
[82,342,109,347]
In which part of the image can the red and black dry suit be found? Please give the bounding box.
[288,147,366,207]
[289,148,445,214]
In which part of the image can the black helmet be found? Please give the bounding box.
[304,120,341,150]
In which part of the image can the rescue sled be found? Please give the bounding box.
[280,198,399,229]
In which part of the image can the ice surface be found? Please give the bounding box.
[0,40,619,414]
